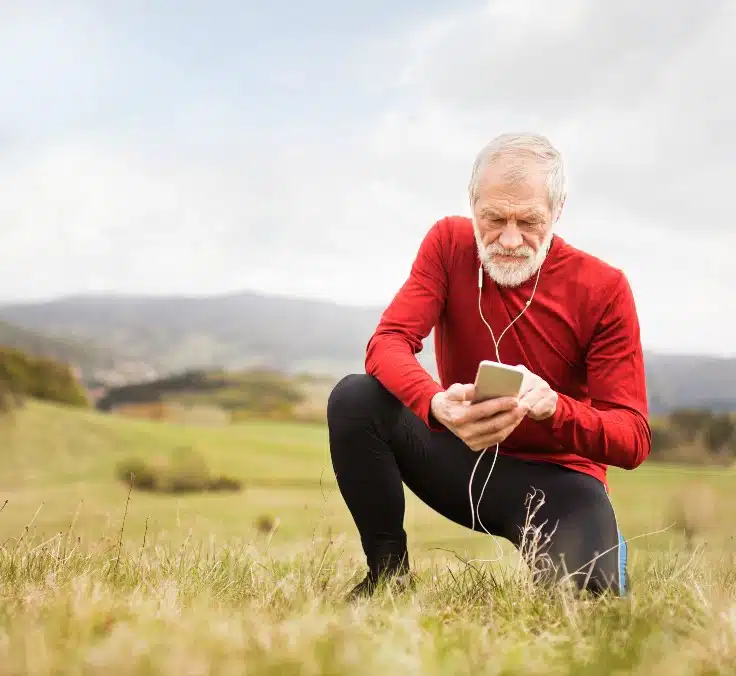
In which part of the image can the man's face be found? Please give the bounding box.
[471,159,560,287]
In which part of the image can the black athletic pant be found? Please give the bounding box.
[327,374,628,596]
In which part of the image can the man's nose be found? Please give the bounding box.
[498,223,523,250]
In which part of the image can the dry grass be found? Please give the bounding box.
[1,401,736,673]
[0,511,734,675]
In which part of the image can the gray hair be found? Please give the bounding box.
[468,132,567,215]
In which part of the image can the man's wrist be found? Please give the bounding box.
[428,391,446,429]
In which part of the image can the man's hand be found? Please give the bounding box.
[430,383,528,451]
[516,365,558,421]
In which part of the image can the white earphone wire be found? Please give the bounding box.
[467,257,543,563]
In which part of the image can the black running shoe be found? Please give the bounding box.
[344,569,417,602]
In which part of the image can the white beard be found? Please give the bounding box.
[473,224,554,288]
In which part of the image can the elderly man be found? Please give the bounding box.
[327,132,651,600]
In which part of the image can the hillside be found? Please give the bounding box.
[0,399,343,547]
[2,398,734,545]
[1,291,735,413]
[0,292,392,376]
[0,318,119,376]
[644,353,736,413]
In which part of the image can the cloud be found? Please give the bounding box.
[367,0,735,231]
[0,0,733,356]
[340,0,736,354]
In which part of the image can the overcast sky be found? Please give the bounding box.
[1,0,734,357]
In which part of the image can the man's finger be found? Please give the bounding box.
[468,420,525,450]
[528,395,555,420]
[460,405,526,443]
[445,383,475,403]
[515,366,535,394]
[455,396,519,425]
[519,387,546,410]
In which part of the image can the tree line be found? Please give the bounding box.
[650,408,735,464]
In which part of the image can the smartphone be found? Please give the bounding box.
[472,360,524,404]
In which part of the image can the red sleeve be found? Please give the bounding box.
[540,270,652,469]
[364,219,449,429]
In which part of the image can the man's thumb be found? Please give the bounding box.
[445,383,474,402]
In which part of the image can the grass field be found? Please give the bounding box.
[1,401,735,674]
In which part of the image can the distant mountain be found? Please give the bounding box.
[0,291,734,414]
[642,353,736,414]
[0,292,397,376]
[0,319,119,376]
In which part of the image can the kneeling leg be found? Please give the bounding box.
[502,462,627,597]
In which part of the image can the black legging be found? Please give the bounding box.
[327,373,628,596]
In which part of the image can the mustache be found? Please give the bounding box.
[486,244,533,258]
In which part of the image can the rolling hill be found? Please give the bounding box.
[1,291,734,414]
[0,318,119,376]
[0,292,389,377]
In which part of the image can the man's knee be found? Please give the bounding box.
[559,528,628,598]
[528,543,626,598]
[520,478,627,597]
[596,529,628,598]
[326,373,394,423]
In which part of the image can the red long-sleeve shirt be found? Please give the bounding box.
[365,216,651,488]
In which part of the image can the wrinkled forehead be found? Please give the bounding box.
[474,160,552,217]
[475,155,550,202]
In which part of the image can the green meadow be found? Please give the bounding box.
[1,401,735,674]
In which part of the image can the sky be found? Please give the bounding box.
[1,0,734,357]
